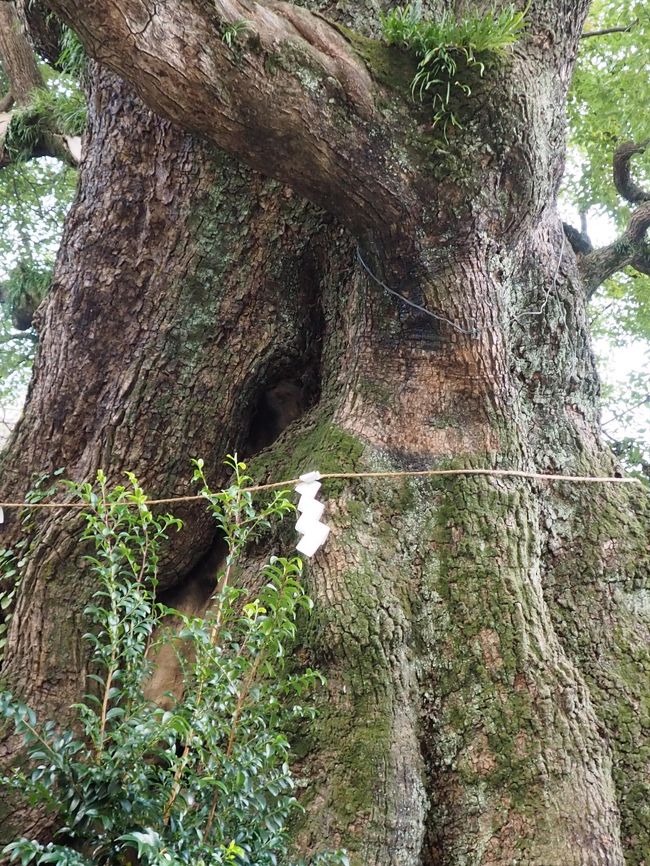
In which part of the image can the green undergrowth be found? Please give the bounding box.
[0,457,347,866]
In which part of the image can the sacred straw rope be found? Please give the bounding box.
[0,467,642,511]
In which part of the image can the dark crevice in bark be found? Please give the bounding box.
[246,377,313,454]
[243,331,322,452]
[418,731,443,866]
[157,538,228,619]
[147,316,325,705]
[244,254,324,454]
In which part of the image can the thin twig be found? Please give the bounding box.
[589,300,615,328]
[581,20,638,39]
[602,394,650,428]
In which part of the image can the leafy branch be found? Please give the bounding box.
[2,86,86,164]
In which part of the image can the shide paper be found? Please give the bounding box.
[294,471,329,557]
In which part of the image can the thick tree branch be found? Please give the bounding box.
[0,0,80,168]
[579,140,650,294]
[563,221,592,256]
[631,244,650,278]
[0,1,80,166]
[0,108,80,167]
[0,1,43,103]
[580,203,650,296]
[41,0,420,234]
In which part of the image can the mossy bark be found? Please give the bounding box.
[0,1,648,864]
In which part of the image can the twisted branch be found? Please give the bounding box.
[579,140,650,295]
[613,139,650,204]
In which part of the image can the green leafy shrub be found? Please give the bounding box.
[0,458,347,866]
[381,3,526,135]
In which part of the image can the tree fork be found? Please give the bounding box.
[580,140,650,294]
[0,1,79,166]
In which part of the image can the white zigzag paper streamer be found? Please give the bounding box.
[294,471,329,557]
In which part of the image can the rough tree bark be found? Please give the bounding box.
[0,1,649,865]
[0,1,41,107]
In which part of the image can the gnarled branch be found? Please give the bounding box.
[579,141,650,294]
[580,202,650,296]
[39,0,420,234]
[613,139,649,204]
[33,0,598,237]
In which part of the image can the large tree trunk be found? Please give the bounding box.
[1,1,649,864]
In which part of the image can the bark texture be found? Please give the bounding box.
[0,1,42,106]
[0,1,649,865]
